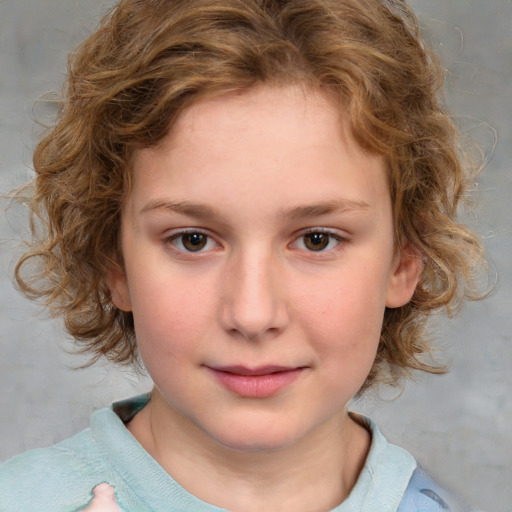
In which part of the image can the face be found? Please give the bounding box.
[109,85,419,452]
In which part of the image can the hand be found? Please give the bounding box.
[79,483,123,512]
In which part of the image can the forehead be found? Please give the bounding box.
[173,85,340,139]
[128,85,388,218]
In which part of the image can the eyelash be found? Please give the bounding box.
[164,228,346,255]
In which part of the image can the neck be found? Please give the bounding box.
[128,390,370,512]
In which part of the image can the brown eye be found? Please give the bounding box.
[181,233,208,251]
[303,232,330,251]
[169,232,215,253]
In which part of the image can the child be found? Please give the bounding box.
[0,0,486,511]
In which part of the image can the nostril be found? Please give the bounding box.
[220,299,289,341]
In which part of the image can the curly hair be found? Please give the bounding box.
[15,0,486,388]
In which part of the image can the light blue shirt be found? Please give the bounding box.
[0,395,477,511]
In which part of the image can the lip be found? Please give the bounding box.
[207,365,305,398]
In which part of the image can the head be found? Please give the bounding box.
[17,0,484,391]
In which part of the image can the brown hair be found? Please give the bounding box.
[16,0,486,388]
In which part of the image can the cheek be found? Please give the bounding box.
[296,268,386,366]
[129,273,215,359]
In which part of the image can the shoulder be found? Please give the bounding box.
[0,428,113,512]
[350,414,481,512]
[0,398,154,512]
[398,467,481,512]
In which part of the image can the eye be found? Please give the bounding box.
[294,230,344,252]
[167,231,218,253]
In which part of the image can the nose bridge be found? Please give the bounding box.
[220,244,287,340]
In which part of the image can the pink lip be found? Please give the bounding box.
[207,365,305,398]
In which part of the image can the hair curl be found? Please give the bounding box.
[15,0,486,388]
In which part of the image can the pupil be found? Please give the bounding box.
[183,233,207,251]
[305,233,329,251]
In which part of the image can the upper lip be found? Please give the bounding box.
[208,365,301,376]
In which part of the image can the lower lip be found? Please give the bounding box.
[208,368,304,398]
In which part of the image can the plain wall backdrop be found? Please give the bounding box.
[1,1,511,511]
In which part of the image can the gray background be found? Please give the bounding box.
[0,1,511,511]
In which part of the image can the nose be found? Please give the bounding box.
[219,248,289,341]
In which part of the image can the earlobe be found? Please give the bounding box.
[385,244,422,308]
[106,263,133,312]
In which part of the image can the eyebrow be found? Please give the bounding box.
[140,199,219,218]
[139,198,370,219]
[285,200,371,220]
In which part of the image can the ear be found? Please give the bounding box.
[385,243,421,308]
[105,262,133,312]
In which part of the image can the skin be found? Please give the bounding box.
[108,85,420,511]
[80,484,122,512]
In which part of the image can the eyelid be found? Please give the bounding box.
[294,226,348,239]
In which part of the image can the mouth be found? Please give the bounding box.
[206,365,306,398]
